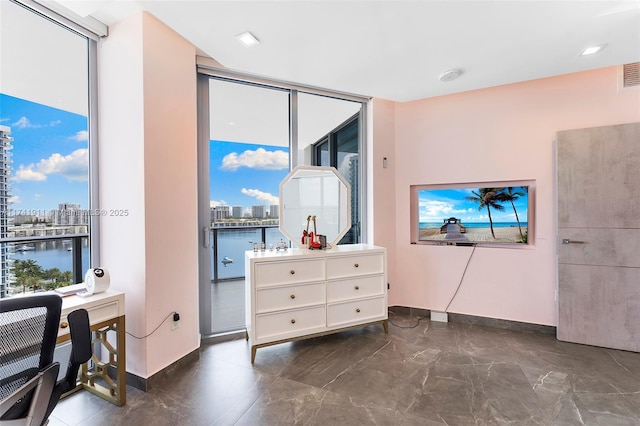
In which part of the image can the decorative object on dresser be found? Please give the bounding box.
[279,165,351,249]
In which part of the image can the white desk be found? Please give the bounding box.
[57,290,126,406]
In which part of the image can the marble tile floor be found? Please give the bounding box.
[50,310,640,426]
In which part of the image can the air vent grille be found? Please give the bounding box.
[623,62,640,88]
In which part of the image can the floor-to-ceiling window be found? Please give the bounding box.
[309,113,361,243]
[0,0,100,299]
[197,68,368,337]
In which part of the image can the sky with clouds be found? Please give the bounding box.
[210,141,289,212]
[418,187,529,225]
[1,93,88,213]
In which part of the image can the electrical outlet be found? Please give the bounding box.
[171,312,180,331]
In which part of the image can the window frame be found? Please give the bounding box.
[1,1,101,295]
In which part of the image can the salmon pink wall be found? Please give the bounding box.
[383,67,639,325]
[99,12,199,378]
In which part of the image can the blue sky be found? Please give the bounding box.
[210,141,289,212]
[0,93,88,213]
[418,187,529,224]
[0,94,290,216]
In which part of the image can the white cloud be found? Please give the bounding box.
[210,200,228,208]
[0,118,9,124]
[419,200,470,222]
[13,149,88,182]
[70,130,88,142]
[8,195,20,205]
[220,148,288,171]
[13,116,41,129]
[11,116,64,129]
[241,188,279,206]
[13,166,47,182]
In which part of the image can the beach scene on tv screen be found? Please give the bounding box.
[418,186,529,244]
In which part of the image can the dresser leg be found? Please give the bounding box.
[245,329,249,341]
[382,320,389,334]
[251,346,257,364]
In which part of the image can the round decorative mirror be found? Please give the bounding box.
[279,166,351,249]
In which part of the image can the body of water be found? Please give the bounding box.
[9,244,90,276]
[6,229,287,283]
[212,227,287,280]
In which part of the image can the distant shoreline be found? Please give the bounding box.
[419,226,527,243]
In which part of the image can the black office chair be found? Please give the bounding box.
[0,294,92,426]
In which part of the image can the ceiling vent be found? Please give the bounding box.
[621,62,640,88]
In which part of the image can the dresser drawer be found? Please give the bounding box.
[58,299,120,337]
[326,253,384,279]
[254,259,325,287]
[327,296,386,328]
[256,282,325,314]
[255,306,326,341]
[327,275,385,303]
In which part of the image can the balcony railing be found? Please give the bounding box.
[210,223,285,282]
[0,234,88,298]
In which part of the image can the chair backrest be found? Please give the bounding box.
[0,294,62,420]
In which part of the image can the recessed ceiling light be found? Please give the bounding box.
[237,32,260,47]
[581,45,606,56]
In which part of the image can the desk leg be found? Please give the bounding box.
[81,316,126,406]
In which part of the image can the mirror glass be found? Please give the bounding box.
[279,166,351,248]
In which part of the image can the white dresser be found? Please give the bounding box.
[245,243,387,363]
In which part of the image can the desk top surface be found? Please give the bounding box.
[61,289,125,315]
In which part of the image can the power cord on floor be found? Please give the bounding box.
[388,312,429,329]
[388,244,477,328]
[125,311,177,340]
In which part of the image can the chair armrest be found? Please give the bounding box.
[0,363,59,426]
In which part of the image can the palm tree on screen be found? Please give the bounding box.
[465,188,504,239]
[498,187,525,239]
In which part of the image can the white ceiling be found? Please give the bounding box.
[62,1,640,102]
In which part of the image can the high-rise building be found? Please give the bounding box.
[232,206,243,219]
[342,154,359,244]
[269,204,279,219]
[210,205,230,221]
[0,125,13,297]
[52,203,89,225]
[251,205,265,219]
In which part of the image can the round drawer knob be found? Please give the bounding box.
[356,308,361,313]
[354,263,359,268]
[355,285,360,290]
[291,319,296,324]
[290,270,295,275]
[290,294,296,299]
[60,321,69,329]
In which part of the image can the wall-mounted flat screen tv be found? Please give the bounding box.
[410,180,535,247]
